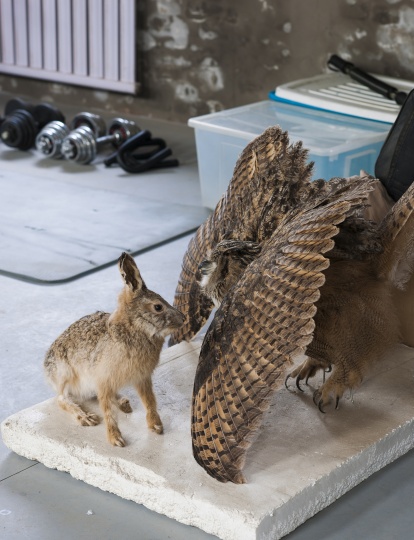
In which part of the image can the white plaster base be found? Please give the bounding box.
[2,342,414,540]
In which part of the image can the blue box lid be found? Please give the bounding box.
[188,99,391,157]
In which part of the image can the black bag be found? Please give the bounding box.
[375,89,414,201]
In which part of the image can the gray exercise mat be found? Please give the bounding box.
[0,172,209,284]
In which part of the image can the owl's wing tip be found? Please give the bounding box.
[206,466,247,484]
[232,471,247,484]
[193,446,248,484]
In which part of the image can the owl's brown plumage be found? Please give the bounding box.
[192,176,414,483]
[172,125,402,483]
[191,175,375,484]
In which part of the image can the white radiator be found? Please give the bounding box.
[0,0,137,94]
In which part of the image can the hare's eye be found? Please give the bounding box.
[154,304,163,312]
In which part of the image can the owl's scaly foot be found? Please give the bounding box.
[313,389,340,413]
[313,368,361,413]
[285,358,331,392]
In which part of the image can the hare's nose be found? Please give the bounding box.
[175,309,185,324]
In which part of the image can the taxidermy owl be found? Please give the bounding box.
[170,126,414,484]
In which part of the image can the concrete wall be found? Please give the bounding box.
[0,0,413,124]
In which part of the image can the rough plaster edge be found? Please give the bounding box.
[259,419,414,539]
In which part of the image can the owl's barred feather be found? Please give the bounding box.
[172,125,404,483]
[192,177,375,483]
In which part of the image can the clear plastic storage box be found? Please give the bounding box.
[188,100,391,209]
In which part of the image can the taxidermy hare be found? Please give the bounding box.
[44,252,185,447]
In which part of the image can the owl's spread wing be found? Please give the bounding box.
[191,178,374,483]
[169,126,314,345]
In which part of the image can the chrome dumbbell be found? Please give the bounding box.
[61,117,139,164]
[35,121,70,158]
[36,112,106,159]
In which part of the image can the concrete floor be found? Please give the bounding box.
[1,107,414,539]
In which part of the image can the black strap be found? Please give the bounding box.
[104,130,179,173]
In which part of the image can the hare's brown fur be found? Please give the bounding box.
[44,252,184,447]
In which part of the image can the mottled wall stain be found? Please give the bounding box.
[376,6,414,71]
[335,0,414,78]
[1,0,414,123]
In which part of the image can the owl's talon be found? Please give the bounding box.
[312,390,326,413]
[318,400,326,414]
[285,373,305,393]
[284,374,292,391]
[335,396,340,409]
[296,377,304,392]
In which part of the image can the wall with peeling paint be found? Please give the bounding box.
[1,0,414,124]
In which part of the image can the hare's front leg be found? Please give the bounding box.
[135,377,163,434]
[98,389,126,447]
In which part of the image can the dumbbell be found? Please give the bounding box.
[0,98,65,150]
[35,121,70,158]
[36,112,106,159]
[61,117,139,164]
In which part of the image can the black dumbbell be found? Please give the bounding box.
[61,116,139,164]
[0,98,65,150]
[36,112,106,159]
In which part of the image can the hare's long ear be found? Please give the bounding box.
[118,252,146,291]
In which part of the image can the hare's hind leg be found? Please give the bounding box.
[57,382,100,427]
[98,389,125,447]
[116,394,133,414]
[135,377,163,434]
